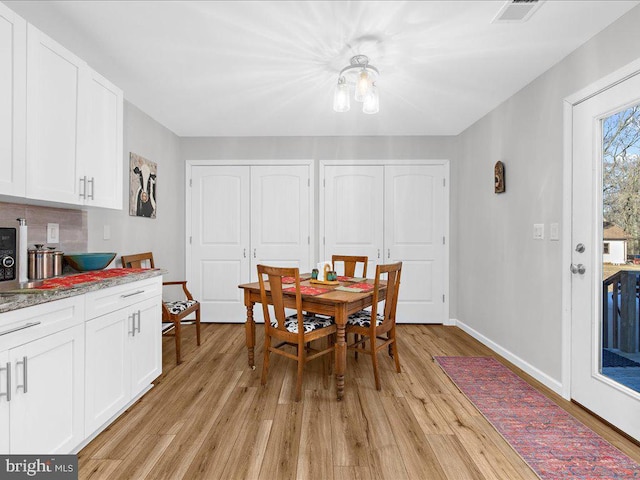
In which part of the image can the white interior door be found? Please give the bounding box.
[322,165,384,273]
[571,73,640,440]
[190,165,250,323]
[250,165,311,280]
[385,165,446,323]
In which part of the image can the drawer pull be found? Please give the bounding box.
[0,362,10,402]
[121,290,145,299]
[0,321,41,337]
[135,310,141,334]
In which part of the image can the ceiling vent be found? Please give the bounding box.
[492,0,544,23]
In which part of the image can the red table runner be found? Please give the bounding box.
[34,268,152,289]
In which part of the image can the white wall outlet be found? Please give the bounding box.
[550,223,559,241]
[103,225,111,240]
[533,223,544,240]
[47,223,59,244]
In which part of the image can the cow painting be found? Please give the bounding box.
[129,153,157,218]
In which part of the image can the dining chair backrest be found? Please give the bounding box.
[332,255,368,278]
[257,265,304,337]
[371,262,402,328]
[121,251,155,269]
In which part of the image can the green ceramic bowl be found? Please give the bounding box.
[63,252,117,272]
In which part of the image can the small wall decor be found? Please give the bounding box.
[129,153,157,218]
[494,161,505,194]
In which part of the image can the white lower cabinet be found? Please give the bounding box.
[10,324,85,454]
[0,275,162,454]
[0,350,9,453]
[84,277,162,437]
[85,295,161,435]
[0,296,85,454]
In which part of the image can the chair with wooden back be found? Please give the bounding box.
[332,255,368,278]
[257,264,336,401]
[121,252,201,365]
[346,261,402,390]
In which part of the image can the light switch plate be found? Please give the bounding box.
[533,223,544,240]
[47,223,59,244]
[550,223,559,241]
[103,225,111,240]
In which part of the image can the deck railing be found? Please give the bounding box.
[602,270,640,353]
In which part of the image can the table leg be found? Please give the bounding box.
[245,301,256,369]
[335,305,347,400]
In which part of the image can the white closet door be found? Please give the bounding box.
[323,165,384,274]
[250,165,311,281]
[190,166,250,323]
[385,165,446,323]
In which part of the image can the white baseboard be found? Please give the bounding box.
[456,319,563,395]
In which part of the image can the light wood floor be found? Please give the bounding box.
[78,324,640,480]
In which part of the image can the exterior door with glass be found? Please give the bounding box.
[571,72,640,441]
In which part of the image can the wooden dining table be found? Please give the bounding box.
[238,275,386,400]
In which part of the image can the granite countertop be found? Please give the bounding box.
[0,268,164,314]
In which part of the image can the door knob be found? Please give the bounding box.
[570,264,586,275]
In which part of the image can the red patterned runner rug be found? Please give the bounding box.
[434,356,640,479]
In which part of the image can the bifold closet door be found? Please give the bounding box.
[190,164,312,323]
[385,165,446,323]
[190,165,250,323]
[250,165,311,281]
[323,165,384,275]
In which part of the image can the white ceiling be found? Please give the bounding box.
[6,0,639,137]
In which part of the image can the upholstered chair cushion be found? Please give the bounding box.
[347,310,384,328]
[272,314,335,334]
[164,299,198,315]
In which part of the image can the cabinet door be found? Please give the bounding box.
[85,309,131,436]
[25,24,86,204]
[0,5,26,197]
[130,297,162,396]
[10,324,84,454]
[190,165,250,322]
[385,165,446,323]
[250,165,312,280]
[323,165,384,275]
[0,350,9,453]
[83,68,123,209]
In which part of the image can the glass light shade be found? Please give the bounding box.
[333,80,350,112]
[354,70,371,102]
[362,84,379,114]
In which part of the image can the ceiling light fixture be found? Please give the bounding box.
[333,54,379,114]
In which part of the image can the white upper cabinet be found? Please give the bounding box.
[0,5,26,197]
[82,69,123,209]
[25,24,86,205]
[25,24,123,209]
[0,7,125,210]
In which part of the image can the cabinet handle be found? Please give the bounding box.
[79,176,87,199]
[0,321,41,337]
[121,290,145,298]
[16,356,27,394]
[135,310,141,334]
[129,313,136,337]
[0,362,10,402]
[88,177,95,200]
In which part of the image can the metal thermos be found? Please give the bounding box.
[28,245,63,280]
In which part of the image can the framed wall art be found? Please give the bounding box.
[129,153,157,218]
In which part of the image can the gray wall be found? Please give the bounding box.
[455,4,640,388]
[87,102,184,281]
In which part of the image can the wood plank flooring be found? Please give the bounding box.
[78,324,640,479]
